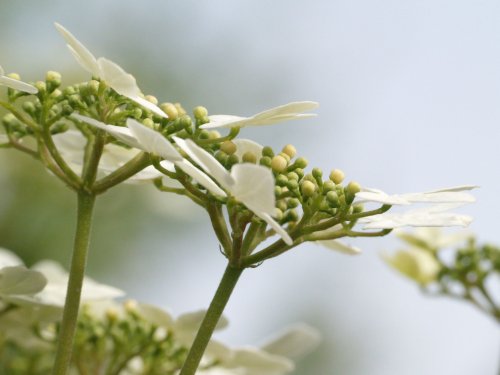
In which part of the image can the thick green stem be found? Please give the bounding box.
[179,264,244,375]
[51,192,96,375]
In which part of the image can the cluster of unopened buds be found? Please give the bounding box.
[0,22,477,375]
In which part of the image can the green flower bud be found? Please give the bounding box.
[294,157,308,169]
[34,81,46,94]
[209,130,221,140]
[274,209,284,221]
[132,108,143,119]
[271,155,288,173]
[262,146,274,158]
[215,151,228,164]
[326,191,339,206]
[62,104,74,116]
[220,141,237,155]
[287,179,299,191]
[295,168,304,179]
[2,113,17,127]
[175,102,187,116]
[323,180,335,192]
[276,174,288,186]
[353,204,364,214]
[312,167,323,179]
[160,102,179,119]
[22,101,36,115]
[45,70,62,92]
[51,122,69,134]
[50,89,62,100]
[277,200,287,212]
[63,86,76,96]
[286,209,299,222]
[179,115,193,130]
[274,186,282,196]
[142,118,155,129]
[287,172,299,181]
[288,198,300,208]
[330,169,345,184]
[199,129,210,139]
[227,154,239,168]
[301,180,316,197]
[259,156,272,167]
[242,151,257,163]
[282,144,297,158]
[303,174,316,183]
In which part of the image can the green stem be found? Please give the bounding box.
[179,263,244,375]
[51,192,96,375]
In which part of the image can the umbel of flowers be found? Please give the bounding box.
[0,23,477,375]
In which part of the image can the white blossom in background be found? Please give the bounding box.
[395,227,472,251]
[0,248,47,297]
[0,65,38,94]
[200,102,319,129]
[54,23,167,118]
[382,247,441,285]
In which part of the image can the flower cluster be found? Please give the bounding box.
[0,249,319,375]
[0,22,479,375]
[385,228,499,323]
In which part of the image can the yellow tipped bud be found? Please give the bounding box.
[145,95,158,105]
[282,144,297,158]
[160,102,179,119]
[329,169,345,184]
[220,141,237,155]
[124,299,138,312]
[242,151,257,163]
[271,155,288,172]
[346,181,361,195]
[106,308,119,322]
[142,118,155,128]
[278,152,291,163]
[208,130,221,139]
[174,102,187,116]
[193,106,208,119]
[34,81,46,92]
[301,180,316,197]
[7,72,20,80]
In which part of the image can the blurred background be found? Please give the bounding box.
[1,1,499,373]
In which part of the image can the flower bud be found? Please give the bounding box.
[34,81,46,94]
[312,167,323,179]
[22,101,36,115]
[242,151,257,163]
[174,102,187,116]
[208,130,221,140]
[193,106,208,119]
[88,80,100,95]
[215,151,228,164]
[227,154,239,168]
[199,129,210,139]
[287,179,299,191]
[285,209,299,222]
[145,95,158,105]
[160,102,178,119]
[346,181,361,195]
[46,71,62,91]
[277,200,287,212]
[278,152,290,163]
[287,172,299,181]
[329,169,345,184]
[142,118,155,129]
[326,191,339,206]
[276,174,288,186]
[262,146,274,158]
[282,144,297,158]
[288,198,300,208]
[271,155,288,173]
[7,72,20,80]
[323,180,335,192]
[259,156,272,167]
[220,141,237,155]
[301,180,316,197]
[294,157,308,169]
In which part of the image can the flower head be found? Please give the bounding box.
[0,66,37,94]
[200,101,319,129]
[54,23,167,117]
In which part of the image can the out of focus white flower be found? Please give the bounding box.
[200,102,319,129]
[395,227,472,251]
[54,23,167,118]
[0,249,47,297]
[382,247,441,285]
[0,66,37,94]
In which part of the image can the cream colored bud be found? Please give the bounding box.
[142,118,155,128]
[124,299,138,312]
[329,169,345,184]
[220,141,237,155]
[145,95,158,105]
[242,151,257,163]
[7,73,20,80]
[282,144,297,158]
[301,180,316,197]
[346,181,361,195]
[208,130,221,139]
[271,155,288,172]
[174,102,187,116]
[193,106,208,119]
[160,102,178,119]
[278,152,291,163]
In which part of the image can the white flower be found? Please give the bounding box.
[395,227,472,251]
[73,114,227,196]
[0,248,47,297]
[0,65,37,94]
[360,203,473,229]
[382,248,441,285]
[200,102,319,129]
[356,185,477,205]
[54,23,167,118]
[6,260,124,308]
[313,225,361,255]
[173,136,293,245]
[53,130,162,181]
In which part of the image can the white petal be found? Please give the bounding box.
[261,323,321,361]
[226,347,294,375]
[257,212,293,246]
[0,248,24,268]
[382,249,441,285]
[201,115,250,129]
[0,266,47,295]
[0,76,38,94]
[230,164,276,216]
[126,119,182,161]
[355,189,410,205]
[174,160,227,197]
[159,160,176,172]
[174,310,229,337]
[72,114,141,148]
[129,95,169,118]
[173,137,234,188]
[97,57,141,97]
[252,101,319,120]
[54,23,100,76]
[233,139,264,161]
[360,210,473,229]
[136,303,174,328]
[425,185,479,193]
[317,240,362,255]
